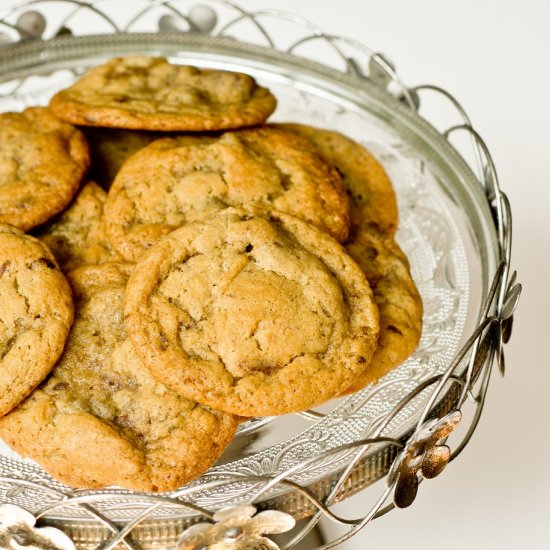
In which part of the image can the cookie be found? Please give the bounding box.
[0,224,73,417]
[0,108,90,231]
[105,127,350,261]
[50,56,277,131]
[276,124,421,390]
[82,127,160,189]
[0,263,238,492]
[343,227,423,392]
[124,208,379,417]
[275,123,398,237]
[36,181,120,272]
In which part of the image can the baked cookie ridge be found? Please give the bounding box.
[50,56,276,131]
[275,124,422,391]
[0,262,238,491]
[342,228,423,393]
[124,208,378,416]
[274,123,398,237]
[104,127,349,262]
[0,224,73,417]
[0,107,89,231]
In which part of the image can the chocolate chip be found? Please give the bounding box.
[280,172,293,191]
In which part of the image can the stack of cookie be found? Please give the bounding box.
[0,56,422,492]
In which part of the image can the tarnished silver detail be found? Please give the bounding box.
[15,10,45,39]
[387,411,461,508]
[502,282,521,321]
[177,505,294,550]
[0,504,75,550]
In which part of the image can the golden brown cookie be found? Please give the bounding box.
[343,227,423,392]
[275,123,398,237]
[0,263,238,492]
[0,108,89,231]
[82,127,161,189]
[36,181,120,272]
[50,56,276,131]
[0,224,73,417]
[105,127,350,261]
[276,124,421,390]
[124,208,379,417]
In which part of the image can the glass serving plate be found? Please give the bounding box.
[0,28,500,548]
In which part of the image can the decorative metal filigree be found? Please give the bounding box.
[178,505,295,550]
[0,504,75,550]
[0,1,520,549]
[388,410,461,508]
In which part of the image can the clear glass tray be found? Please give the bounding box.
[0,31,499,544]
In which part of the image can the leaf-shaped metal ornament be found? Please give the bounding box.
[421,445,451,479]
[496,330,506,376]
[429,410,462,442]
[390,410,461,508]
[501,283,522,321]
[0,504,75,550]
[177,505,294,550]
[394,470,419,509]
[178,522,213,550]
[248,511,295,536]
[500,280,521,346]
[501,315,514,344]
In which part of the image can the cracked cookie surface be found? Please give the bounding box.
[105,127,349,261]
[124,208,379,416]
[50,56,276,131]
[275,123,398,237]
[276,124,423,393]
[0,224,73,417]
[277,124,422,390]
[0,107,90,231]
[0,262,238,491]
[36,181,120,272]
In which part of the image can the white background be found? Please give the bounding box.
[2,1,549,548]
[238,1,550,548]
